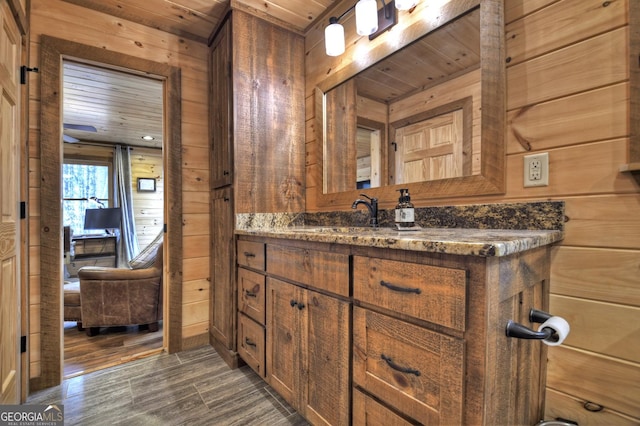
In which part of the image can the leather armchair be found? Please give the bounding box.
[78,243,163,336]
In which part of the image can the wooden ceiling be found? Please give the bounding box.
[61,0,335,43]
[63,61,164,149]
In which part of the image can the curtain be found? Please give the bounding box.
[114,145,139,264]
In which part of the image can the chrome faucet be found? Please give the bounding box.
[352,194,379,227]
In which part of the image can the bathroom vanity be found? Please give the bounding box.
[235,225,563,425]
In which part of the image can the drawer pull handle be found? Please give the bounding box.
[245,290,257,298]
[381,354,421,377]
[244,252,256,258]
[297,302,305,310]
[245,338,257,348]
[380,280,422,295]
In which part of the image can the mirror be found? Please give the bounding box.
[316,0,505,206]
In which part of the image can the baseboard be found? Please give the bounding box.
[209,334,241,369]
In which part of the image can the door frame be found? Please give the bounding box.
[33,35,183,390]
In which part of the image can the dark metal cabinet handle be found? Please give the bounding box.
[289,299,305,310]
[244,338,257,348]
[380,280,422,295]
[243,252,256,258]
[381,354,421,376]
[245,290,257,298]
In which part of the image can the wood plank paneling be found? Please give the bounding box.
[507,84,627,153]
[561,195,640,250]
[505,139,637,198]
[550,294,640,363]
[505,0,627,66]
[546,346,640,418]
[550,246,640,306]
[507,28,627,110]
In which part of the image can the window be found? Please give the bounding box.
[63,161,113,235]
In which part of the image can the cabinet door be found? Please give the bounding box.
[266,277,303,409]
[210,187,235,350]
[304,289,350,426]
[209,19,233,188]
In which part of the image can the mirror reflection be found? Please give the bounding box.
[323,6,481,195]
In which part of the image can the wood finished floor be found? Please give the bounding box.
[64,321,164,378]
[29,345,310,425]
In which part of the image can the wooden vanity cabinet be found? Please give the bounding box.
[236,235,551,426]
[351,246,550,426]
[266,243,351,426]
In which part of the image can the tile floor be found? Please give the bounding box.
[27,345,309,425]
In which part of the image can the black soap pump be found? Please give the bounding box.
[395,188,415,228]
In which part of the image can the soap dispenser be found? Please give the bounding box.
[395,188,415,228]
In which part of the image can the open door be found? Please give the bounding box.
[0,0,22,404]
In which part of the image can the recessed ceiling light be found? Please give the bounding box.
[142,135,155,141]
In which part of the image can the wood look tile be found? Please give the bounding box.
[28,345,309,425]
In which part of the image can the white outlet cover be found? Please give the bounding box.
[523,152,549,187]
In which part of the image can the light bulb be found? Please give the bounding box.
[355,0,378,36]
[325,19,345,56]
[395,0,417,10]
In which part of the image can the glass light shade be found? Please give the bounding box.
[355,0,378,36]
[325,22,345,56]
[395,0,417,10]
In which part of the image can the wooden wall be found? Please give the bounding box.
[130,147,164,248]
[305,0,640,423]
[28,0,210,379]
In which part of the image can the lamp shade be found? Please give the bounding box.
[325,20,345,56]
[355,0,378,36]
[395,0,417,10]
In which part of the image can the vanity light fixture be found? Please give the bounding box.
[324,0,417,56]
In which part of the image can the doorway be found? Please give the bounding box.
[61,61,165,378]
[35,35,183,391]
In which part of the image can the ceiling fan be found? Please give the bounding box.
[63,123,97,143]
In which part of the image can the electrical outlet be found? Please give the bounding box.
[523,152,549,187]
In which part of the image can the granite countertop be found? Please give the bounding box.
[235,226,564,257]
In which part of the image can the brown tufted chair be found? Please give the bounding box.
[78,242,163,336]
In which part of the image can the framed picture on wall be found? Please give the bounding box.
[137,177,156,192]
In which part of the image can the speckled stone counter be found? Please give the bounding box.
[235,225,562,257]
[235,201,564,257]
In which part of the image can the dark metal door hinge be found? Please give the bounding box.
[163,223,167,233]
[20,201,26,219]
[21,336,27,353]
[20,65,39,85]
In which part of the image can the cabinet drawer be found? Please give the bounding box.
[237,240,265,270]
[353,256,466,331]
[238,313,265,378]
[237,267,266,324]
[353,307,464,425]
[267,244,349,297]
[353,388,414,426]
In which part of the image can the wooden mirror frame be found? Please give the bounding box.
[36,35,182,389]
[315,0,505,209]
